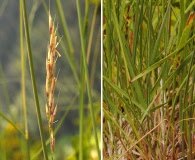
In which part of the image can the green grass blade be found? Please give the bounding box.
[55,0,74,54]
[131,34,195,82]
[22,0,48,159]
[185,0,195,13]
[20,0,30,159]
[0,111,25,137]
[76,0,100,159]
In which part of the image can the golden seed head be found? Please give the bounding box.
[46,11,61,154]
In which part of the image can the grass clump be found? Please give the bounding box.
[0,0,100,159]
[103,1,195,159]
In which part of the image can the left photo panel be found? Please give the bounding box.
[0,0,101,159]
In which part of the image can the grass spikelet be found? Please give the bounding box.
[46,11,61,153]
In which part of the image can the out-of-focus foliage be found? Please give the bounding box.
[0,0,101,159]
[0,124,23,160]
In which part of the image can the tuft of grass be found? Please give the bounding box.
[103,1,195,159]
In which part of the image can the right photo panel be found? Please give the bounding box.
[103,1,195,159]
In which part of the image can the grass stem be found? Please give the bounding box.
[22,0,48,159]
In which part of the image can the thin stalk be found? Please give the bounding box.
[86,4,99,64]
[90,28,100,88]
[55,0,74,54]
[79,58,85,160]
[83,0,89,37]
[104,0,112,80]
[179,1,186,158]
[20,0,30,159]
[184,49,195,159]
[0,111,25,137]
[76,0,100,159]
[60,43,80,86]
[189,67,195,160]
[22,0,48,159]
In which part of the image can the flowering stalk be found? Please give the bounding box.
[46,11,61,153]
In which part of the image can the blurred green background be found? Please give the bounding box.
[0,0,101,159]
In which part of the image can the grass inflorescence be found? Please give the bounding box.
[46,11,61,153]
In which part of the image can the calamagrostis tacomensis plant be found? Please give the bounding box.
[46,11,61,152]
